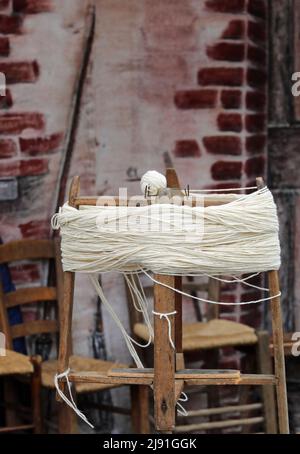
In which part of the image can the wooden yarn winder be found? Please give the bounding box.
[56,168,289,434]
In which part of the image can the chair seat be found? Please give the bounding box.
[41,355,129,393]
[0,349,34,376]
[134,319,258,352]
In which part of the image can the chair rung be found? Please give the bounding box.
[0,424,34,433]
[179,402,263,418]
[174,416,264,433]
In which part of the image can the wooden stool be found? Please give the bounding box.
[57,170,289,434]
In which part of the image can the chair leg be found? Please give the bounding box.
[131,385,150,434]
[58,400,78,434]
[206,349,220,433]
[239,347,256,434]
[3,379,20,427]
[268,270,289,434]
[153,275,176,433]
[30,356,43,434]
[256,331,277,433]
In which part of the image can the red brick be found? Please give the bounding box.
[173,140,201,157]
[9,263,40,285]
[174,89,217,109]
[246,135,266,154]
[248,0,266,19]
[245,114,266,133]
[203,136,242,155]
[0,159,19,176]
[246,91,266,111]
[217,113,242,132]
[0,36,9,56]
[0,157,48,176]
[198,67,244,86]
[0,14,23,34]
[248,45,266,65]
[0,139,17,158]
[221,281,238,292]
[221,89,242,109]
[245,156,265,177]
[207,42,245,62]
[0,0,9,9]
[218,357,240,370]
[240,291,262,303]
[0,113,44,134]
[211,160,242,180]
[205,0,245,13]
[220,293,236,304]
[248,21,266,44]
[240,310,262,328]
[221,19,245,40]
[0,89,13,108]
[13,0,52,13]
[19,219,50,239]
[19,158,48,176]
[19,132,63,156]
[0,61,39,84]
[247,68,267,88]
[219,304,237,314]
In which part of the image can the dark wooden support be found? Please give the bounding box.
[268,270,289,434]
[57,176,80,434]
[257,331,278,433]
[30,355,43,434]
[153,274,176,433]
[130,385,150,434]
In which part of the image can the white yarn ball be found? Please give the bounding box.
[140,170,167,196]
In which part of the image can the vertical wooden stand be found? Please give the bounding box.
[268,270,289,433]
[57,171,289,434]
[153,275,176,433]
[57,176,80,434]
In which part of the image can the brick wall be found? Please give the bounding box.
[0,0,90,273]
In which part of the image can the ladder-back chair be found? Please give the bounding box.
[0,238,149,433]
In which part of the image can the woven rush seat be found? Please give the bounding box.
[41,355,128,393]
[134,319,258,352]
[0,349,34,376]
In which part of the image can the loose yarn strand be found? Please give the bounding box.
[54,369,94,429]
[142,270,280,306]
[152,310,177,349]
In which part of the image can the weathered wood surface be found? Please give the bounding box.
[257,331,278,433]
[269,128,300,189]
[153,274,176,433]
[269,270,290,433]
[269,0,294,126]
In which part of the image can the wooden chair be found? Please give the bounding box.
[0,239,149,433]
[0,348,41,433]
[57,170,289,434]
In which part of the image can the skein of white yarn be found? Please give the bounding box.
[140,170,167,196]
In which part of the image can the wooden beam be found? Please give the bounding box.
[268,270,289,433]
[153,274,175,433]
[174,416,264,433]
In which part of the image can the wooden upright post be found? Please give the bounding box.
[268,270,289,433]
[57,176,80,434]
[256,176,289,434]
[153,274,176,433]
